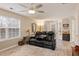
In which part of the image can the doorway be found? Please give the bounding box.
[44,21,58,39]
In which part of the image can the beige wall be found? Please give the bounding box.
[0,9,35,50]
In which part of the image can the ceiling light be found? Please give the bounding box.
[28,10,35,14]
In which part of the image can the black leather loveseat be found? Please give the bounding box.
[28,31,56,50]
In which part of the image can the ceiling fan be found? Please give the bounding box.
[19,3,44,14]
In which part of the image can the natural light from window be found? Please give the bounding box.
[0,16,20,41]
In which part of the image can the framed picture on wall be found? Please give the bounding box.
[63,24,69,27]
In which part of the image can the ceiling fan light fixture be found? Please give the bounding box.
[28,10,35,14]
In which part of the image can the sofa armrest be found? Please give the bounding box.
[72,45,79,56]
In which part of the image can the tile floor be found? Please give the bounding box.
[0,41,72,56]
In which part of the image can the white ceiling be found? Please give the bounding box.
[0,3,78,19]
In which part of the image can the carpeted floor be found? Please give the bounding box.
[0,41,72,56]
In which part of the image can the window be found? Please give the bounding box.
[0,29,6,39]
[0,16,20,41]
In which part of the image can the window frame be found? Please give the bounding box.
[0,16,21,41]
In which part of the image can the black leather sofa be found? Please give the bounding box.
[28,31,56,50]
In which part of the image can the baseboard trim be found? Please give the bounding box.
[0,44,18,52]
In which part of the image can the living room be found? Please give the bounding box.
[0,3,79,56]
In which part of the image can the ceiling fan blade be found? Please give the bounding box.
[18,10,27,12]
[19,4,27,8]
[35,4,42,9]
[37,10,44,13]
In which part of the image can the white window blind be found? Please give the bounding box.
[0,16,20,41]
